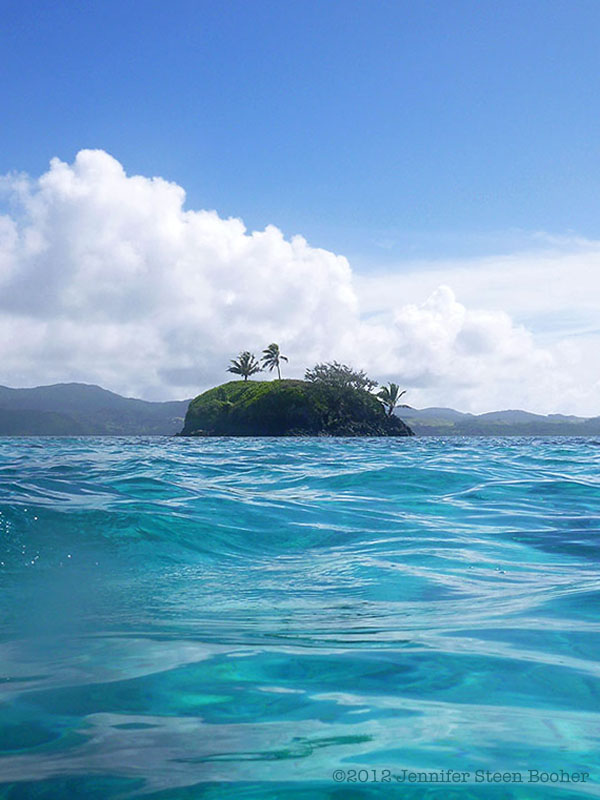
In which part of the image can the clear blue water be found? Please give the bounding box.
[0,436,599,799]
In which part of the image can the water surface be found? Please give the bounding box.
[0,436,599,798]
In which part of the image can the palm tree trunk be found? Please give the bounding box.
[277,363,281,380]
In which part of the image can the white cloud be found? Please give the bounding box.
[355,244,600,413]
[0,149,598,415]
[356,246,600,337]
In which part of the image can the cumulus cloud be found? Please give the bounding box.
[0,150,597,414]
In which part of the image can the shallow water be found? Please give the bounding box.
[0,436,599,798]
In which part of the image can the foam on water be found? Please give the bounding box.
[0,436,599,798]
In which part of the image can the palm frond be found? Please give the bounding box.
[227,351,262,380]
[261,343,287,379]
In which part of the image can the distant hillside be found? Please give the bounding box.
[1,382,598,437]
[0,383,189,435]
[397,407,600,436]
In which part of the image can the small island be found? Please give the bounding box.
[180,351,414,437]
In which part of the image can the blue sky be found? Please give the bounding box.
[1,1,599,412]
[3,0,600,264]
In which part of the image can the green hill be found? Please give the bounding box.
[0,383,189,435]
[180,380,414,437]
[396,407,600,436]
[0,408,87,435]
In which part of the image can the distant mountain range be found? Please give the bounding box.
[0,382,598,436]
[0,383,189,435]
[396,406,600,436]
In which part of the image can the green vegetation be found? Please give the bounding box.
[261,343,288,379]
[180,379,414,437]
[377,382,407,416]
[226,351,262,381]
[304,361,378,392]
[184,355,413,436]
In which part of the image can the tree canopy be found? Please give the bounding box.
[304,361,378,392]
[227,351,262,381]
[261,343,288,380]
[377,383,407,416]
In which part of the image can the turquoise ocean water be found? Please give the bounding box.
[0,436,599,798]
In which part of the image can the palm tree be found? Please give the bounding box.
[261,343,288,380]
[377,383,406,416]
[227,351,262,381]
